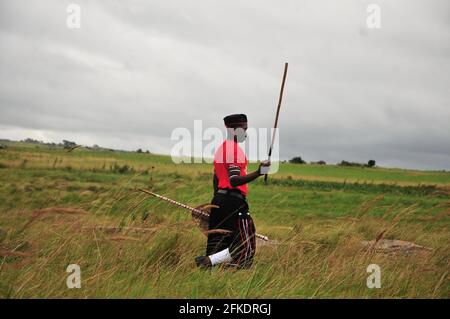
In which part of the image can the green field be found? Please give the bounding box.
[0,141,449,298]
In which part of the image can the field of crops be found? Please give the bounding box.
[0,141,449,298]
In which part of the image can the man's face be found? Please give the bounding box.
[232,123,248,143]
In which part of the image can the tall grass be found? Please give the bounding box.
[0,143,448,298]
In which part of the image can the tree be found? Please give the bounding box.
[136,148,143,153]
[289,156,306,164]
[63,140,77,149]
[368,160,376,167]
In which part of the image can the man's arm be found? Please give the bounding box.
[228,162,270,187]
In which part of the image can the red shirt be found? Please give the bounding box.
[213,139,248,196]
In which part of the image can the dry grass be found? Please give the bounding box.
[0,196,448,299]
[21,207,89,231]
[0,143,448,298]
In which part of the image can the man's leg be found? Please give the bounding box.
[205,196,234,256]
[228,211,256,268]
[197,196,245,268]
[197,206,256,269]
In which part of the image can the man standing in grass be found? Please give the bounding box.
[195,114,271,269]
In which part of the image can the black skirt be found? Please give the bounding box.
[206,192,256,268]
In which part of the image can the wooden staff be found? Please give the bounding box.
[137,188,269,241]
[264,62,288,182]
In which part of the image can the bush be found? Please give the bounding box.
[338,160,365,167]
[110,163,135,174]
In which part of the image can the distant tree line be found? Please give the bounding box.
[18,138,151,154]
[136,148,151,154]
[288,156,376,168]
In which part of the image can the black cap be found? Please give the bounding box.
[223,114,247,128]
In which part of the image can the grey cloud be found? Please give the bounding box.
[0,0,449,170]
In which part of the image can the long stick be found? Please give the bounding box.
[264,62,288,182]
[137,189,269,241]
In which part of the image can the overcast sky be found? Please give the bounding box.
[1,0,449,170]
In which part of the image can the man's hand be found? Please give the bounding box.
[228,161,271,187]
[258,160,271,175]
